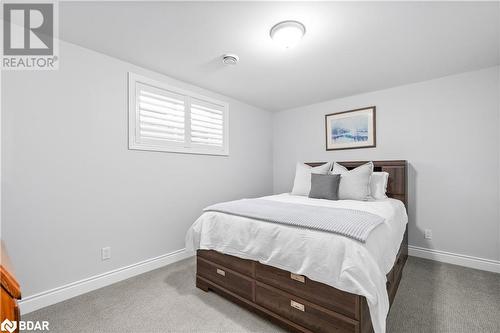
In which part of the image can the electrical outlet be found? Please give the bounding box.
[424,229,432,240]
[101,247,111,260]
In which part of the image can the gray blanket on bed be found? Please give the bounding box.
[203,199,384,243]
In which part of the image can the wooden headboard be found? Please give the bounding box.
[306,160,408,208]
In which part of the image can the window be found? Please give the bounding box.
[128,73,229,155]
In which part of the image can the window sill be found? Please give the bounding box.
[129,143,229,156]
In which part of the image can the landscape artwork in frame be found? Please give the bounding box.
[325,106,376,150]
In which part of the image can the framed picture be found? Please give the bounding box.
[325,106,376,150]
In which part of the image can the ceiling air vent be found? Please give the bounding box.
[222,54,239,65]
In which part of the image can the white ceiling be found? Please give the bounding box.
[60,1,499,111]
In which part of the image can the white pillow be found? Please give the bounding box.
[370,172,389,200]
[330,162,373,200]
[291,162,332,196]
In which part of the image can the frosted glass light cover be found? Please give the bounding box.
[270,21,306,49]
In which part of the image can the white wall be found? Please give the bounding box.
[273,66,500,262]
[1,41,273,297]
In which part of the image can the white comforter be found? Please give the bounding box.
[185,193,408,333]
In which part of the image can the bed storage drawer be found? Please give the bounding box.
[255,282,359,333]
[387,245,405,288]
[255,263,358,319]
[197,257,253,300]
[393,246,405,278]
[386,244,406,305]
[197,250,254,277]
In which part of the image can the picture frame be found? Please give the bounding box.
[325,106,376,150]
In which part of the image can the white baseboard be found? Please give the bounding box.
[19,248,193,315]
[408,245,500,274]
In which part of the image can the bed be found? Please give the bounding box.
[186,160,408,333]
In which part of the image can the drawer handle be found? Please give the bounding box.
[290,273,305,283]
[290,300,305,312]
[216,268,226,276]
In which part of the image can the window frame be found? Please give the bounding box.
[128,72,229,156]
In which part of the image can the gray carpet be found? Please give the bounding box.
[23,257,500,333]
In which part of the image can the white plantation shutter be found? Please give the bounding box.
[137,83,186,145]
[129,73,229,155]
[191,98,225,148]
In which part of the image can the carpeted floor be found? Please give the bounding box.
[23,257,500,333]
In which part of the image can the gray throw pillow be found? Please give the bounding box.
[308,174,341,200]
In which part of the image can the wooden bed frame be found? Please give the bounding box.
[196,160,408,333]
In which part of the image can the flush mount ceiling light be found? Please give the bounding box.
[270,20,306,49]
[222,54,239,65]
